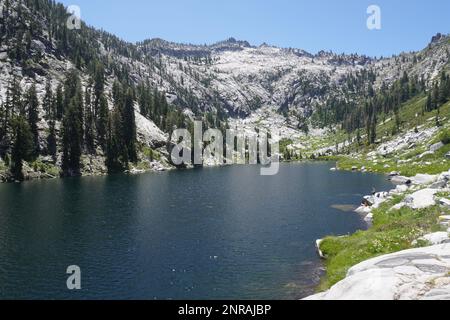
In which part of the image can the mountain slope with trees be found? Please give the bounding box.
[0,0,449,181]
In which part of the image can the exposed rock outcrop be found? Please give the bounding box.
[305,245,450,300]
[413,232,450,245]
[404,188,439,209]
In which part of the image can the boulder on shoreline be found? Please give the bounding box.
[310,167,450,300]
[304,245,450,300]
[390,176,412,185]
[389,171,400,177]
[316,239,325,259]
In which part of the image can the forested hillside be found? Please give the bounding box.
[0,0,449,181]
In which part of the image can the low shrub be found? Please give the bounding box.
[439,128,450,144]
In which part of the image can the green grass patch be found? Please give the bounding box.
[141,146,161,161]
[31,160,60,177]
[333,155,450,176]
[438,128,450,145]
[318,200,447,291]
[279,138,294,152]
[0,160,6,172]
[135,161,151,171]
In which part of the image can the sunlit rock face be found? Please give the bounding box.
[305,244,450,300]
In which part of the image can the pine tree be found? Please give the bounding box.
[61,99,83,176]
[25,84,40,157]
[84,84,95,154]
[393,105,401,135]
[93,61,105,117]
[43,79,54,120]
[10,116,33,181]
[61,70,84,176]
[55,84,64,120]
[365,101,372,144]
[97,93,108,150]
[356,128,361,146]
[112,81,123,107]
[426,91,433,112]
[447,74,450,100]
[47,120,57,162]
[431,83,439,110]
[105,109,128,172]
[122,88,137,162]
[438,72,449,105]
[0,100,8,157]
[436,106,441,127]
[370,112,377,144]
[8,76,23,115]
[1,88,13,155]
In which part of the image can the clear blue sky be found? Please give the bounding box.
[58,0,450,57]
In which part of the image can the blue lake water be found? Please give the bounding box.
[0,162,393,299]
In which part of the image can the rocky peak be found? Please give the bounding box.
[431,32,444,44]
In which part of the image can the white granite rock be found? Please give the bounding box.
[316,239,325,259]
[414,232,450,245]
[439,198,450,208]
[304,245,450,300]
[438,171,450,182]
[430,142,444,152]
[389,171,400,177]
[364,212,374,223]
[431,180,448,189]
[391,184,409,194]
[391,176,411,185]
[355,205,372,215]
[390,202,406,211]
[404,188,438,209]
[410,174,438,185]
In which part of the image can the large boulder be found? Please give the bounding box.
[430,180,448,189]
[438,171,450,182]
[390,176,412,185]
[355,205,371,215]
[431,171,450,189]
[304,245,450,300]
[414,232,450,245]
[389,171,400,177]
[439,198,450,208]
[404,188,438,209]
[439,215,450,228]
[430,142,444,152]
[391,184,409,195]
[418,151,435,159]
[410,174,438,185]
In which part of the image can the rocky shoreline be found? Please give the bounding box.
[308,167,450,300]
[0,155,173,184]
